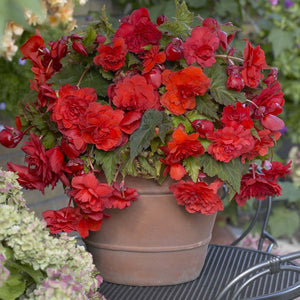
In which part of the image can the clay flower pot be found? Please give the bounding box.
[84,176,216,286]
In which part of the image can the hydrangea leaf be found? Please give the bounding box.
[94,149,119,185]
[0,268,26,300]
[197,154,243,193]
[208,63,247,106]
[130,109,171,160]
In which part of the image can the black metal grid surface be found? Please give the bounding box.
[99,244,300,300]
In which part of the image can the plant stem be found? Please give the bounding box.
[77,65,90,87]
[215,54,244,63]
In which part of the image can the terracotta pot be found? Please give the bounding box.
[84,176,216,286]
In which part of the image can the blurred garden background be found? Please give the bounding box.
[0,0,300,247]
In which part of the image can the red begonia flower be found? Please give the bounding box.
[191,119,214,138]
[170,179,224,214]
[207,126,255,163]
[42,207,81,234]
[142,46,166,74]
[51,84,97,145]
[241,39,267,88]
[241,129,275,162]
[221,102,254,129]
[234,172,282,206]
[113,8,161,53]
[161,66,211,115]
[251,81,284,117]
[112,75,160,112]
[94,37,127,71]
[70,172,113,212]
[61,135,87,159]
[103,182,139,209]
[183,26,219,67]
[80,102,125,151]
[262,161,292,181]
[0,126,24,148]
[120,110,142,134]
[7,163,47,192]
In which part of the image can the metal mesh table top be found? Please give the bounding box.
[99,244,300,300]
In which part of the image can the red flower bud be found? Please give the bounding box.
[261,114,285,131]
[165,38,184,61]
[0,126,24,148]
[156,15,168,25]
[72,41,88,57]
[191,119,214,138]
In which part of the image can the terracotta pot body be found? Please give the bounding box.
[84,176,216,286]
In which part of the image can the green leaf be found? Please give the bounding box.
[268,28,294,58]
[196,94,219,119]
[269,205,299,238]
[83,27,97,47]
[130,109,171,160]
[80,68,110,97]
[50,65,109,97]
[94,149,119,184]
[127,53,141,68]
[42,131,57,149]
[197,154,243,193]
[275,181,300,202]
[158,0,193,39]
[209,63,247,106]
[183,156,201,182]
[0,268,26,300]
[138,156,157,177]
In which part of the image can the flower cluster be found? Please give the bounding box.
[0,1,291,238]
[0,169,103,299]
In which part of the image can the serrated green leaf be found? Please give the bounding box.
[42,131,57,149]
[196,94,219,119]
[176,0,194,27]
[83,27,97,47]
[197,154,243,193]
[80,68,110,97]
[127,53,141,68]
[50,65,109,97]
[171,115,193,132]
[99,68,114,80]
[130,109,170,160]
[94,149,119,184]
[158,0,193,39]
[138,156,157,177]
[183,156,201,182]
[269,205,299,238]
[209,63,247,105]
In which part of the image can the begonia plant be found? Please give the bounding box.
[0,1,292,238]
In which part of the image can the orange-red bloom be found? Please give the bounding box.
[94,37,128,71]
[170,179,224,214]
[241,39,267,88]
[142,46,166,74]
[207,126,255,163]
[112,75,160,112]
[161,66,211,115]
[160,125,205,180]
